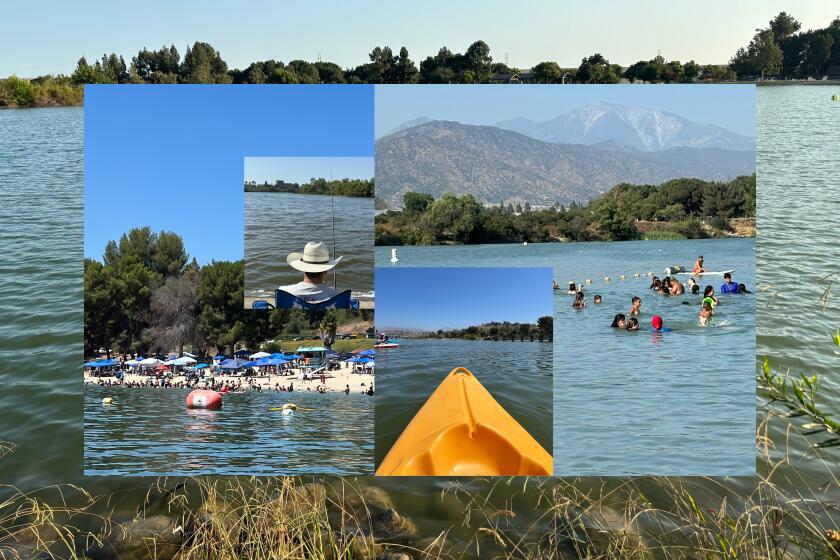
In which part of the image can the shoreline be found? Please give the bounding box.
[85,362,374,394]
[245,190,372,199]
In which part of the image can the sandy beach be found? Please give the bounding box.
[85,361,374,394]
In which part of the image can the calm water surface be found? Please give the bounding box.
[553,238,755,475]
[245,191,373,297]
[84,386,373,476]
[0,107,84,489]
[756,86,840,479]
[375,339,553,467]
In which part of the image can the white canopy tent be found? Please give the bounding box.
[249,351,271,359]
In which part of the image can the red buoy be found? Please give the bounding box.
[186,389,223,410]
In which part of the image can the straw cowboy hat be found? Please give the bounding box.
[286,242,343,273]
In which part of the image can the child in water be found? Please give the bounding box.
[699,301,714,326]
[625,317,640,331]
[687,277,700,295]
[629,296,641,315]
[594,294,602,304]
[572,291,586,308]
[703,286,719,308]
[611,313,627,328]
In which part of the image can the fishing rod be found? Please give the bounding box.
[331,170,336,288]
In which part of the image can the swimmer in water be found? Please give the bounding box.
[738,283,751,294]
[720,272,738,294]
[703,286,719,308]
[553,280,560,290]
[593,294,602,304]
[687,277,700,295]
[649,276,660,290]
[611,313,627,328]
[670,279,685,295]
[699,301,714,326]
[629,296,641,315]
[568,281,577,294]
[651,314,672,332]
[625,317,640,331]
[572,291,586,309]
[693,254,705,274]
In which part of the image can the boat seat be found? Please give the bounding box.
[275,289,358,310]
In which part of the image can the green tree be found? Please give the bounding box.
[394,47,419,84]
[196,260,245,353]
[403,191,434,213]
[730,28,782,79]
[532,61,563,83]
[769,12,801,41]
[464,41,493,82]
[422,193,482,244]
[180,42,232,84]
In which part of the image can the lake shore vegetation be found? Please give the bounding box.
[245,177,373,198]
[4,12,840,107]
[375,175,756,245]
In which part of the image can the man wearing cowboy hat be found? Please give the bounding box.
[279,241,343,302]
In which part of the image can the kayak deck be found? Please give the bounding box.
[376,367,552,476]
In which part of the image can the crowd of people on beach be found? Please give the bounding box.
[556,255,750,332]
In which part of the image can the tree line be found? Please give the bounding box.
[244,177,373,197]
[375,175,755,245]
[4,12,839,108]
[414,318,554,342]
[84,227,371,358]
[730,12,840,79]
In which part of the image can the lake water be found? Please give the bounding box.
[244,191,374,298]
[3,87,839,557]
[0,107,84,489]
[374,339,553,468]
[84,385,373,476]
[755,86,840,485]
[377,238,756,475]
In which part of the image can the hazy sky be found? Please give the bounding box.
[376,268,553,330]
[3,1,836,77]
[245,156,374,184]
[375,85,757,137]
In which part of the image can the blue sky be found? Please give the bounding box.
[245,156,373,184]
[2,2,836,77]
[375,85,756,138]
[84,85,373,264]
[376,268,553,330]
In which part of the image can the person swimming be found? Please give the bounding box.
[703,285,719,308]
[593,294,602,304]
[611,313,627,328]
[738,283,751,294]
[553,280,560,290]
[693,254,705,274]
[625,317,640,331]
[567,281,577,294]
[629,296,641,315]
[720,272,738,294]
[687,277,700,295]
[699,301,714,326]
[572,291,586,308]
[649,276,660,289]
[651,314,672,332]
[670,279,685,295]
